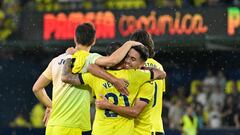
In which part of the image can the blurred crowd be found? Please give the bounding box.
[0,0,20,41]
[2,0,240,13]
[26,0,240,11]
[163,70,240,129]
[10,103,45,128]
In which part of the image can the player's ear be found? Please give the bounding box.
[92,37,96,46]
[74,36,77,45]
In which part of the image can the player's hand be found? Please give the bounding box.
[66,47,76,55]
[132,41,144,47]
[95,95,112,110]
[127,41,143,46]
[112,78,129,96]
[43,107,51,127]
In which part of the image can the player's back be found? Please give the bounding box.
[82,69,151,135]
[47,53,92,131]
[145,58,165,133]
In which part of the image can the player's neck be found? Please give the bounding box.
[75,44,91,52]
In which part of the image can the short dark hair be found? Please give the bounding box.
[105,42,122,56]
[75,23,96,46]
[130,30,155,58]
[131,45,149,61]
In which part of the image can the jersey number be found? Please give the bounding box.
[104,93,130,117]
[152,82,158,107]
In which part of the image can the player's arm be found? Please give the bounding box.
[151,68,166,80]
[61,58,116,86]
[32,75,52,108]
[88,64,129,95]
[61,58,82,85]
[96,95,148,118]
[95,41,141,67]
[141,66,166,80]
[62,59,129,95]
[32,63,52,109]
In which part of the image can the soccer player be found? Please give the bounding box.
[130,30,166,135]
[95,65,155,135]
[61,45,166,135]
[94,33,155,135]
[32,23,137,135]
[93,30,166,135]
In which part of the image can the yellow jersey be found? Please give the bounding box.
[134,82,154,135]
[145,58,166,133]
[81,69,153,135]
[72,50,90,74]
[43,52,102,131]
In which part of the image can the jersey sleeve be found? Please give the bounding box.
[137,82,154,103]
[86,53,103,64]
[42,60,53,80]
[80,53,103,73]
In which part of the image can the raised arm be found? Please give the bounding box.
[87,64,129,95]
[96,95,147,118]
[95,41,140,67]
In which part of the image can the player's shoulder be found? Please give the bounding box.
[146,58,163,69]
[51,53,66,62]
[109,69,148,75]
[106,69,126,75]
[85,52,102,62]
[130,69,150,75]
[57,53,66,58]
[87,52,101,57]
[146,58,162,65]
